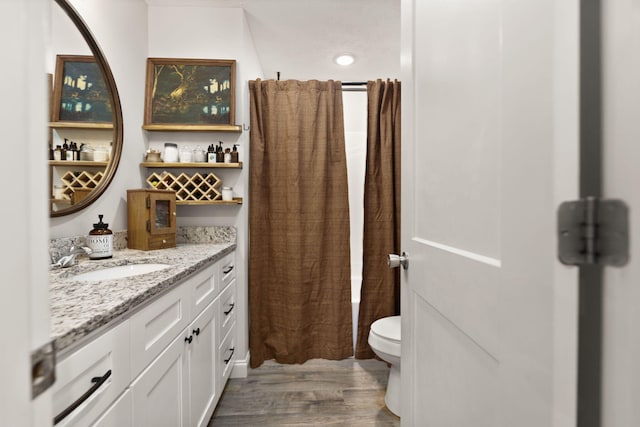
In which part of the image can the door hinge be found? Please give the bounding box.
[557,197,629,266]
[31,340,56,399]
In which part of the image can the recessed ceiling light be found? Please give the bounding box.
[335,54,355,66]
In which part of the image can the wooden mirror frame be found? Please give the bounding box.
[51,0,123,217]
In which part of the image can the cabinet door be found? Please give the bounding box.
[219,279,236,345]
[130,284,190,378]
[187,300,218,427]
[130,331,189,427]
[91,390,131,427]
[149,191,176,236]
[217,323,236,396]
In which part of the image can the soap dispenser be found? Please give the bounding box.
[231,144,239,163]
[87,214,113,259]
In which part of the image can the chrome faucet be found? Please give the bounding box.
[50,246,93,269]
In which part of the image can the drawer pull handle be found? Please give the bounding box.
[185,335,193,344]
[224,303,235,315]
[224,347,235,364]
[192,328,200,336]
[223,265,234,274]
[53,369,112,425]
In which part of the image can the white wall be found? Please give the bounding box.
[343,91,367,290]
[146,3,262,374]
[601,0,640,425]
[343,90,367,352]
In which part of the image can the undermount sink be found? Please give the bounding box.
[71,263,171,282]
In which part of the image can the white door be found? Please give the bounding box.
[601,1,640,425]
[1,0,53,425]
[400,1,579,426]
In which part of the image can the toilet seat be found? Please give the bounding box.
[369,315,401,357]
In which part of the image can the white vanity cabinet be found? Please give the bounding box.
[130,255,235,427]
[52,250,237,427]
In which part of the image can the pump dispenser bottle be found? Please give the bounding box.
[87,214,113,259]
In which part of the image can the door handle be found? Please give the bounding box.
[388,252,408,270]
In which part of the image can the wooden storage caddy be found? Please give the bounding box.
[127,189,177,250]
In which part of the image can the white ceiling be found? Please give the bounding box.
[147,0,401,82]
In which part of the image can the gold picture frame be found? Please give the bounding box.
[143,57,237,131]
[51,54,112,123]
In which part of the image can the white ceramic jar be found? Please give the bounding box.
[163,143,179,162]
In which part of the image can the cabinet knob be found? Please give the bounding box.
[192,328,200,336]
[184,335,193,344]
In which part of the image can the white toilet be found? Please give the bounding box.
[368,315,401,417]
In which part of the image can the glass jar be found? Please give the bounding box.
[193,146,206,162]
[221,186,233,201]
[179,145,192,163]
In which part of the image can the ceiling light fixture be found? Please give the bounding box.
[335,54,355,66]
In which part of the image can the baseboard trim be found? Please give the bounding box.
[230,350,250,378]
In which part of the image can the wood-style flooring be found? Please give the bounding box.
[208,358,400,426]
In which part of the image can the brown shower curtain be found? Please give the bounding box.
[355,79,401,359]
[248,79,353,368]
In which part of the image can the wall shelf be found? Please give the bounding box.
[141,124,242,133]
[50,160,109,167]
[141,161,242,169]
[141,159,243,206]
[49,122,113,130]
[177,198,243,206]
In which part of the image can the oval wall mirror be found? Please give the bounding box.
[49,0,123,217]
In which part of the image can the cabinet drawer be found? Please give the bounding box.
[218,279,236,342]
[147,234,176,250]
[217,324,236,393]
[53,321,130,427]
[189,262,218,316]
[220,252,235,287]
[130,284,190,378]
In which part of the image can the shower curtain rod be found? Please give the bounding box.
[341,81,367,92]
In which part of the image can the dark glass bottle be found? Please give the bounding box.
[231,144,239,163]
[216,141,224,163]
[61,139,69,161]
[87,214,113,259]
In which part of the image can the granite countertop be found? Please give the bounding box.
[49,237,235,354]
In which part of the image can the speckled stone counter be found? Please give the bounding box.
[49,226,236,354]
